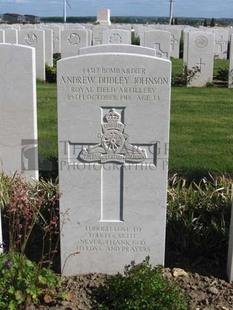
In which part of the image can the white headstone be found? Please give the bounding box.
[0,30,5,43]
[61,30,88,58]
[5,28,18,44]
[86,29,92,46]
[168,27,181,59]
[186,31,215,87]
[43,28,53,66]
[20,24,36,29]
[228,27,233,40]
[79,44,156,56]
[183,27,199,64]
[0,44,38,179]
[18,29,46,81]
[183,30,189,65]
[213,28,228,60]
[50,25,62,54]
[57,53,171,275]
[93,26,108,45]
[143,30,171,59]
[97,8,111,26]
[67,24,85,30]
[228,34,233,88]
[102,29,131,45]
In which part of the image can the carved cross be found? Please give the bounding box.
[170,34,178,51]
[196,58,205,72]
[154,43,168,59]
[216,36,228,53]
[68,108,157,222]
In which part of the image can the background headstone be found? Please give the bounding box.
[93,26,108,45]
[43,28,53,66]
[61,30,88,58]
[102,29,131,45]
[18,29,46,81]
[0,30,5,43]
[79,44,156,56]
[50,25,62,54]
[186,31,214,87]
[0,44,38,179]
[143,30,171,59]
[168,27,181,59]
[213,28,228,60]
[57,53,171,275]
[5,28,18,44]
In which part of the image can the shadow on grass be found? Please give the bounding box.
[165,244,228,280]
[39,156,58,181]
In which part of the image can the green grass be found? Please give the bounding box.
[37,60,233,179]
[170,87,233,178]
[37,82,57,158]
[172,58,229,78]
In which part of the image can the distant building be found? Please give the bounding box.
[2,13,40,23]
[24,15,40,23]
[3,13,25,23]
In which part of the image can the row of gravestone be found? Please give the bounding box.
[0,24,232,87]
[1,23,232,57]
[0,42,233,281]
[1,23,232,54]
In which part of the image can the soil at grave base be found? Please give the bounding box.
[29,266,233,310]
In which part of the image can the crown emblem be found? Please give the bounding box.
[105,109,120,122]
[102,108,124,133]
[79,108,147,164]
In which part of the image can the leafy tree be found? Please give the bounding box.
[210,17,215,27]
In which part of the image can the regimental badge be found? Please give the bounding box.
[25,33,37,45]
[79,109,147,164]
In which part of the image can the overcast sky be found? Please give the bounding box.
[0,0,233,18]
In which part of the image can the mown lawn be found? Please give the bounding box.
[170,87,233,178]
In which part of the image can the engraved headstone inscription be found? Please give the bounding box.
[58,53,171,275]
